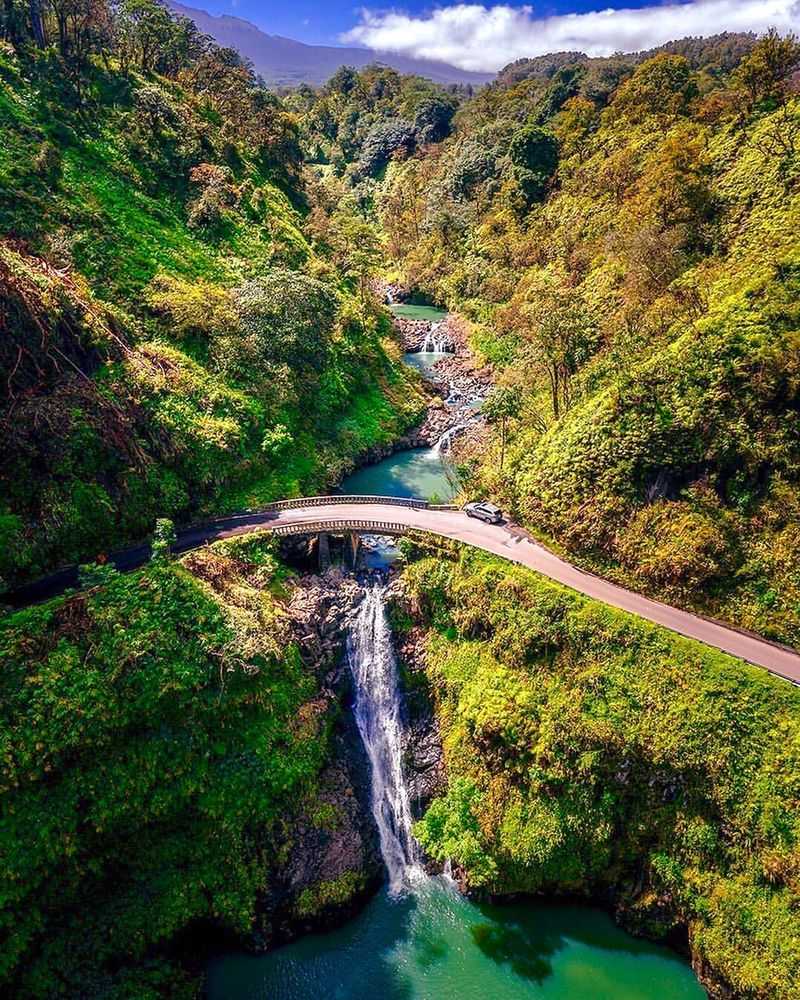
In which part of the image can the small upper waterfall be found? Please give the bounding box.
[432,420,471,456]
[347,583,423,893]
[422,322,451,353]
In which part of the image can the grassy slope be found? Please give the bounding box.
[402,544,800,999]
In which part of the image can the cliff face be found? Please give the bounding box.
[254,571,383,946]
[0,538,382,998]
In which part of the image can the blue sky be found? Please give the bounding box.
[197,1,679,46]
[191,1,799,71]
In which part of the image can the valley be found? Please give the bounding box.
[1,8,800,1000]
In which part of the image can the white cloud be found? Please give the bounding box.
[342,1,800,73]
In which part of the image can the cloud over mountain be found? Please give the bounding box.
[343,1,800,73]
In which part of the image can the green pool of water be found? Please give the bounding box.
[403,350,447,375]
[341,447,458,502]
[206,879,703,1000]
[390,303,448,322]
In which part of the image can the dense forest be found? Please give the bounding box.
[2,2,800,997]
[293,29,800,647]
[0,0,424,589]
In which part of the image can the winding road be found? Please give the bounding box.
[5,498,800,685]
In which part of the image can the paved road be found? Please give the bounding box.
[6,501,800,684]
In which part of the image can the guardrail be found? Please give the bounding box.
[260,495,459,512]
[271,519,411,537]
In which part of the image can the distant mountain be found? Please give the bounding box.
[167,1,494,88]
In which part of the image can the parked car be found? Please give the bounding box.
[463,501,503,524]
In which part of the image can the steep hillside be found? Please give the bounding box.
[0,534,378,998]
[0,30,424,588]
[317,32,800,644]
[401,543,800,999]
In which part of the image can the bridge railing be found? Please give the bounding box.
[271,519,411,537]
[260,495,459,512]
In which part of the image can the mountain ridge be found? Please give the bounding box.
[166,1,494,87]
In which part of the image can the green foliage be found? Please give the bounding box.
[293,871,367,919]
[0,545,327,997]
[405,547,800,997]
[413,94,457,145]
[360,34,800,646]
[358,118,416,178]
[151,517,176,560]
[508,125,559,206]
[232,269,337,379]
[415,779,498,886]
[0,48,425,587]
[732,29,800,108]
[609,54,697,123]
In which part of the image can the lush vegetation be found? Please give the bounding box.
[402,543,800,998]
[3,7,800,998]
[0,5,424,588]
[0,533,347,997]
[306,33,800,645]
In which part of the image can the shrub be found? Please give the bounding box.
[615,498,733,591]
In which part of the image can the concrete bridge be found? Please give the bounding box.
[5,495,800,685]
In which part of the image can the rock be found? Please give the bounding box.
[244,576,383,950]
[252,714,383,949]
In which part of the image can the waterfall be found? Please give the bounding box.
[347,583,423,893]
[422,322,451,353]
[432,421,470,456]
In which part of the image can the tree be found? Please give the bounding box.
[29,0,45,46]
[232,270,337,381]
[610,54,697,126]
[508,125,559,208]
[498,272,598,421]
[553,96,598,163]
[481,386,522,471]
[326,204,384,322]
[358,118,416,178]
[115,0,175,73]
[151,517,176,560]
[325,65,362,99]
[413,94,456,145]
[733,29,800,110]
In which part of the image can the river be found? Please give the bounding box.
[341,306,461,501]
[205,308,705,1000]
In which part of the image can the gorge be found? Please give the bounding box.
[2,12,800,1000]
[204,314,705,999]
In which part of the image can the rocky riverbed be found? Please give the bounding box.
[397,310,492,448]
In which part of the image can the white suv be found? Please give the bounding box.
[463,501,503,524]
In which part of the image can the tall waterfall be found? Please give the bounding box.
[347,583,422,894]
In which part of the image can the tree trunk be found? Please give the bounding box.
[29,0,45,47]
[500,416,506,471]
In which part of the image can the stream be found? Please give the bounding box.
[205,307,705,999]
[341,305,462,502]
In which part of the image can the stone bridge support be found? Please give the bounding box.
[317,532,331,572]
[345,532,360,571]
